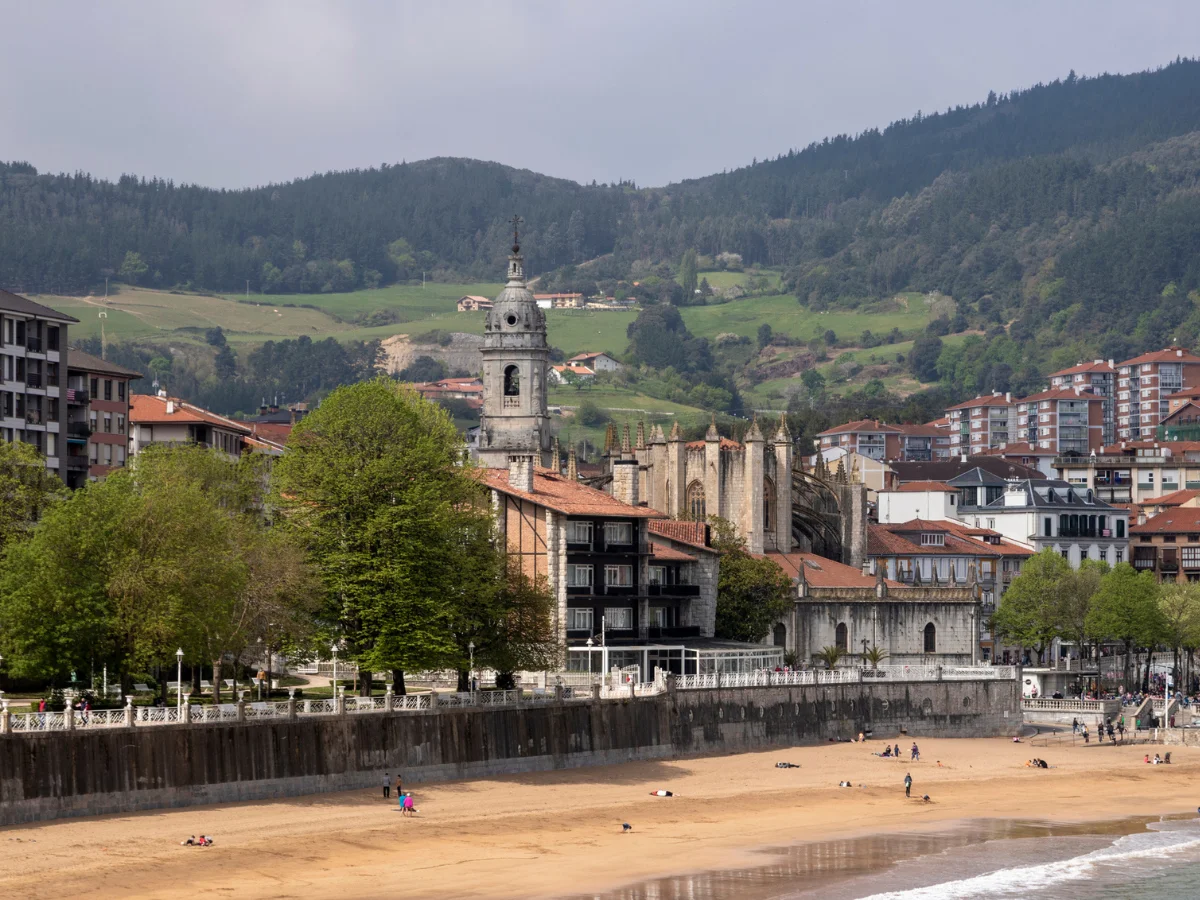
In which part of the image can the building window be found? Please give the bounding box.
[920,533,945,546]
[763,476,775,530]
[773,623,787,647]
[103,379,112,401]
[116,414,125,435]
[923,622,937,653]
[103,413,112,433]
[567,521,592,544]
[1117,520,1125,538]
[567,608,593,632]
[1044,517,1052,537]
[118,381,125,401]
[987,518,995,530]
[1183,547,1200,570]
[102,444,112,465]
[605,565,633,587]
[650,607,668,628]
[686,481,706,521]
[89,442,98,465]
[604,522,632,545]
[567,564,593,587]
[648,566,666,585]
[116,445,126,467]
[1100,549,1108,564]
[90,377,98,397]
[604,607,633,630]
[835,622,848,652]
[503,365,520,396]
[1061,549,1070,561]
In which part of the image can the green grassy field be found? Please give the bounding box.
[681,292,930,343]
[688,269,784,291]
[548,385,724,454]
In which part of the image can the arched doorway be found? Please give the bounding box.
[924,622,937,654]
[773,623,787,647]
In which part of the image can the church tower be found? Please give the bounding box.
[476,219,552,468]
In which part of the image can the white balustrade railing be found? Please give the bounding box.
[1022,698,1108,712]
[0,664,1019,737]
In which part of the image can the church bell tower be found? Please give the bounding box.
[476,218,552,469]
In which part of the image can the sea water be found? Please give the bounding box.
[578,817,1200,900]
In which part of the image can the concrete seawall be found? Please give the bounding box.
[0,680,1018,826]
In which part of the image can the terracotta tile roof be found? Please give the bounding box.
[249,422,293,444]
[0,288,79,323]
[892,481,957,492]
[685,436,743,450]
[1050,360,1115,377]
[479,467,664,518]
[1161,401,1200,424]
[868,521,1006,558]
[568,351,615,363]
[945,394,1014,411]
[552,364,596,376]
[816,418,903,437]
[1131,508,1200,534]
[1144,488,1200,507]
[1166,387,1200,401]
[1016,388,1102,403]
[924,416,951,429]
[757,551,901,588]
[894,423,943,437]
[938,520,1034,556]
[648,541,697,562]
[974,442,1058,457]
[130,394,252,433]
[1118,348,1200,367]
[648,519,710,550]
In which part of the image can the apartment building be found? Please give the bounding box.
[64,350,141,487]
[1130,508,1200,583]
[1011,388,1106,456]
[129,391,252,459]
[946,393,1014,455]
[1054,441,1200,506]
[1049,360,1116,446]
[815,419,944,462]
[1116,348,1200,441]
[0,289,78,483]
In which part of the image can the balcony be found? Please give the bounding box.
[66,456,89,471]
[67,422,91,438]
[66,388,89,405]
[25,337,42,353]
[25,374,41,388]
[24,411,43,426]
[647,625,701,639]
[647,584,701,597]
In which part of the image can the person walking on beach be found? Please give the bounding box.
[403,792,415,816]
[1082,724,1089,744]
[910,742,920,761]
[904,773,913,798]
[383,772,391,800]
[1072,717,1079,734]
[396,773,403,797]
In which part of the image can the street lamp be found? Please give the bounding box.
[468,641,475,694]
[175,648,184,714]
[331,643,338,700]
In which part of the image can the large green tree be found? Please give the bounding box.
[1086,563,1164,692]
[710,517,793,643]
[1055,559,1107,662]
[1157,582,1200,693]
[0,439,66,548]
[272,378,492,691]
[990,549,1070,664]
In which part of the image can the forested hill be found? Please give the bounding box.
[5,58,1200,343]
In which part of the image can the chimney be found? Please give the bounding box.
[166,400,175,415]
[1178,349,1184,357]
[1005,392,1011,402]
[158,389,167,399]
[507,455,534,493]
[612,459,639,507]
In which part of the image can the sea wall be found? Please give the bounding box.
[0,679,1018,826]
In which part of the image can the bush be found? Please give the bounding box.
[576,398,608,427]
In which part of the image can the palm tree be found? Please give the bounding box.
[862,645,889,669]
[815,645,845,670]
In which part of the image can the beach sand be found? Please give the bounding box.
[0,735,1195,899]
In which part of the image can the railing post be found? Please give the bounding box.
[236,696,246,723]
[287,688,298,721]
[666,673,676,697]
[336,692,346,716]
[182,698,192,725]
[63,704,74,732]
[384,685,394,712]
[0,701,9,735]
[124,696,135,728]
[591,680,602,702]
[427,690,438,711]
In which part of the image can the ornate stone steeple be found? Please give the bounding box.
[476,218,552,468]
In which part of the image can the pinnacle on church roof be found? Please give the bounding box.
[668,420,683,441]
[775,411,791,441]
[603,422,616,454]
[621,423,632,453]
[745,414,763,442]
[650,423,666,444]
[705,414,720,442]
[635,421,646,449]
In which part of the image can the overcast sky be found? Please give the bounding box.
[2,1,1197,190]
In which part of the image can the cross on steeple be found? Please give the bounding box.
[510,214,523,253]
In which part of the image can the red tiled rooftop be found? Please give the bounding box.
[480,467,663,518]
[130,394,252,433]
[648,520,710,550]
[945,394,1015,411]
[756,551,901,589]
[1144,489,1200,507]
[1050,360,1115,377]
[1131,508,1200,534]
[816,418,903,437]
[891,481,957,492]
[648,541,697,562]
[1118,348,1200,367]
[685,436,743,450]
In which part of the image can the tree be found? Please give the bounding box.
[909,334,943,382]
[800,368,826,397]
[214,344,237,380]
[0,439,66,549]
[710,517,793,643]
[1086,563,1164,692]
[272,379,491,689]
[575,398,608,427]
[757,323,773,349]
[815,646,844,670]
[823,329,837,346]
[118,251,148,284]
[396,355,447,384]
[1055,559,1106,662]
[678,249,698,302]
[1158,583,1200,693]
[862,645,889,668]
[991,549,1070,664]
[205,327,227,348]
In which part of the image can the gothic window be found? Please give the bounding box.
[503,365,520,396]
[763,477,775,530]
[773,623,787,647]
[686,481,706,521]
[924,622,937,653]
[835,622,848,652]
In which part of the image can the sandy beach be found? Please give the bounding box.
[1,735,1196,899]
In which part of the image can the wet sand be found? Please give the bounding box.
[0,736,1195,899]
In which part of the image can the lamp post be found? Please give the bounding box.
[586,636,594,676]
[331,644,338,700]
[468,641,475,695]
[175,648,184,714]
[0,652,5,703]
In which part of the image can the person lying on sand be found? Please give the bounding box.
[775,762,800,768]
[649,790,673,797]
[922,795,931,803]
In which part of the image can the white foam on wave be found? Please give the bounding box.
[856,824,1200,900]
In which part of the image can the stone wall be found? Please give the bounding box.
[0,679,1018,826]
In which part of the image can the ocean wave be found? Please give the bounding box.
[856,824,1200,900]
